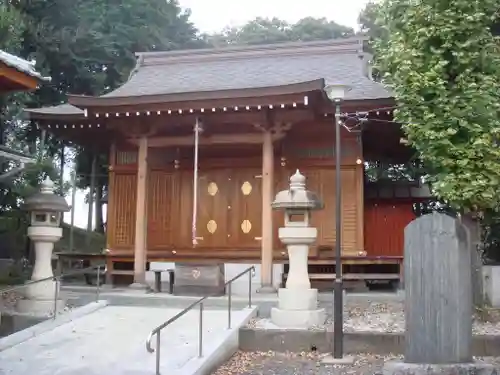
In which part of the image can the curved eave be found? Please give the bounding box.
[0,51,51,92]
[24,105,85,121]
[67,79,327,109]
[0,65,47,93]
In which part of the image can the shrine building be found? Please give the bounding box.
[25,37,431,292]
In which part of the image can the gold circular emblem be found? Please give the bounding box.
[241,181,252,196]
[207,220,217,234]
[241,219,252,234]
[207,182,218,196]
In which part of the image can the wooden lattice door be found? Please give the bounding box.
[107,173,136,250]
[195,170,230,248]
[227,169,262,248]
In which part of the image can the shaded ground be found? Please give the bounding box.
[212,352,399,375]
[212,352,500,375]
[248,300,500,334]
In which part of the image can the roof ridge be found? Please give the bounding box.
[137,37,366,66]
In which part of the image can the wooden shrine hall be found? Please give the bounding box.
[26,37,431,292]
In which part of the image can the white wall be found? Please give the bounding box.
[225,263,283,295]
[145,262,175,283]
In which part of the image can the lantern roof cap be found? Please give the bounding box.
[21,177,70,212]
[272,170,323,210]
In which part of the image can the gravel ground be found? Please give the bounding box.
[212,352,500,375]
[1,290,23,310]
[0,289,83,316]
[247,301,500,335]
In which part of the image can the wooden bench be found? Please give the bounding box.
[308,273,400,281]
[54,253,107,286]
[283,273,400,281]
[152,269,175,293]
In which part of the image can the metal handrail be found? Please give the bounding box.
[0,263,107,318]
[145,266,255,375]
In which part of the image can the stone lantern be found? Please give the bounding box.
[270,170,325,328]
[17,177,70,316]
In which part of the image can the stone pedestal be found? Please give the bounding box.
[270,228,325,328]
[16,226,65,317]
[271,288,325,328]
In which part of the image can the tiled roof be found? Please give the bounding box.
[103,37,390,101]
[27,103,83,115]
[26,38,392,118]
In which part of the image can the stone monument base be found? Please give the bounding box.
[16,298,65,317]
[271,287,325,328]
[173,263,225,296]
[383,361,498,375]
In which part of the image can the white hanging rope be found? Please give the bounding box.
[192,118,201,247]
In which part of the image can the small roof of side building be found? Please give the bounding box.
[0,49,51,93]
[26,37,392,119]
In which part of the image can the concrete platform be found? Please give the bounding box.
[0,305,256,375]
[61,285,403,309]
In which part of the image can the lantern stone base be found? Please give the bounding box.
[14,277,65,317]
[271,287,325,328]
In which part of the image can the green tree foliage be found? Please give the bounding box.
[205,17,354,46]
[5,0,204,229]
[0,3,61,214]
[374,0,500,211]
[358,2,386,43]
[0,2,24,50]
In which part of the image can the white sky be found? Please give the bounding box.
[65,0,370,229]
[179,0,369,33]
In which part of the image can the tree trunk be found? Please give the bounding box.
[95,183,104,233]
[461,213,484,307]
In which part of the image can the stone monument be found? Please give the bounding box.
[384,213,497,375]
[270,170,324,328]
[16,177,70,316]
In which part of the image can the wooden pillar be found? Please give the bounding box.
[86,153,97,246]
[260,131,275,291]
[133,136,148,285]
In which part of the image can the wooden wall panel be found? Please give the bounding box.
[364,200,416,257]
[306,169,336,246]
[107,173,136,250]
[303,167,363,254]
[172,171,194,248]
[341,168,359,251]
[147,172,174,249]
[273,168,290,250]
[283,121,362,168]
